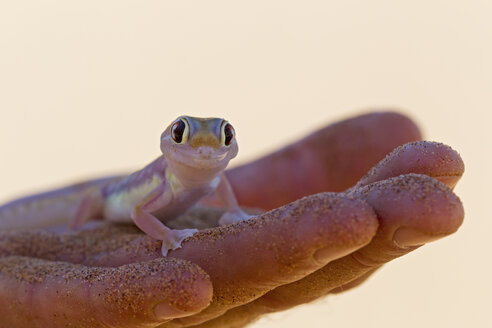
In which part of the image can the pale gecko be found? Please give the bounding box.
[0,116,252,255]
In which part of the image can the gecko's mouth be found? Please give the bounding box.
[170,153,229,170]
[197,153,227,161]
[190,156,228,168]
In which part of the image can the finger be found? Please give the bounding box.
[356,141,464,189]
[0,256,212,328]
[0,224,144,264]
[319,141,464,295]
[171,194,379,326]
[329,268,379,294]
[226,111,421,210]
[185,307,255,328]
[203,174,464,327]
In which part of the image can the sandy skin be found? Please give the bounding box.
[0,112,464,328]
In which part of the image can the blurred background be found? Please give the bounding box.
[0,1,490,327]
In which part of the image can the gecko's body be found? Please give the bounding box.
[0,116,251,255]
[102,156,219,222]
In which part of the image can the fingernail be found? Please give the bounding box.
[393,227,441,248]
[433,175,461,190]
[314,245,363,264]
[154,302,189,320]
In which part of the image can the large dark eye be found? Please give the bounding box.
[171,119,187,143]
[222,123,235,146]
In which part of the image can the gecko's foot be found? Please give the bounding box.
[161,228,199,256]
[219,210,255,226]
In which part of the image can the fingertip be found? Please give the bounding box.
[153,272,212,320]
[303,194,380,262]
[357,141,465,189]
[93,258,213,324]
[433,174,461,190]
[357,174,464,262]
[291,193,380,265]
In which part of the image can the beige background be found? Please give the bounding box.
[0,1,490,327]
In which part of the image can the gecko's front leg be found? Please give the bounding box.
[216,173,255,225]
[132,183,198,256]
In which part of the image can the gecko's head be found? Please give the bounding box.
[160,116,238,171]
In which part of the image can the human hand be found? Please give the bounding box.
[0,112,464,328]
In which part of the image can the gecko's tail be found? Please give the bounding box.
[0,176,121,230]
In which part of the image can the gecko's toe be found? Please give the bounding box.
[161,228,199,256]
[219,210,255,226]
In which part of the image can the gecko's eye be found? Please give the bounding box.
[171,119,189,144]
[221,122,235,146]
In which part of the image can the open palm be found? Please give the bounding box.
[0,112,464,328]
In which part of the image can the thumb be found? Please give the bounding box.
[0,256,212,328]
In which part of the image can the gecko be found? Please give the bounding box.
[0,116,252,256]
